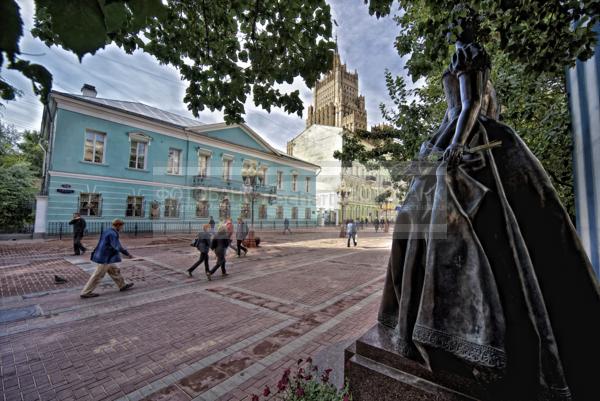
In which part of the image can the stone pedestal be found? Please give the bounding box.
[345,324,488,401]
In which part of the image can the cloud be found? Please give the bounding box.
[2,0,408,147]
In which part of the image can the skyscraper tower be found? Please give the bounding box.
[305,47,367,132]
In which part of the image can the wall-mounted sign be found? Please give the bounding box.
[60,184,72,188]
[57,188,75,194]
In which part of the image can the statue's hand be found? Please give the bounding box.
[443,142,464,168]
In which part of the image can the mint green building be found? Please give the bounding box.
[34,85,318,236]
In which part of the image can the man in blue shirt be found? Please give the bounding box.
[80,219,134,298]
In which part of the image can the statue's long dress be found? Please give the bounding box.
[378,44,600,401]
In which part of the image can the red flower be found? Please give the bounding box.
[306,357,313,364]
[343,394,350,401]
[321,368,332,383]
[277,379,288,393]
[304,374,312,381]
[295,386,305,397]
[297,358,303,365]
[283,368,291,378]
[251,395,259,401]
[263,386,271,397]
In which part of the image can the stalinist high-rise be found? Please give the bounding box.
[304,48,367,132]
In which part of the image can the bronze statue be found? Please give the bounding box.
[378,14,600,401]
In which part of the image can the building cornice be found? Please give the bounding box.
[48,170,313,201]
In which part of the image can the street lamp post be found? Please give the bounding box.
[337,182,351,238]
[242,162,261,247]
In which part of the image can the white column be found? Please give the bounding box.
[33,195,48,238]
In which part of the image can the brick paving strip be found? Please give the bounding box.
[117,288,382,401]
[0,233,391,401]
[0,249,366,337]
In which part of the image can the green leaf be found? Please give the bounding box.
[128,0,167,32]
[35,0,108,59]
[100,0,130,33]
[0,0,23,60]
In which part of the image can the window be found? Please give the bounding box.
[292,174,298,192]
[276,206,283,219]
[198,153,210,177]
[291,207,298,220]
[305,177,311,192]
[259,204,267,219]
[240,203,250,218]
[126,196,144,217]
[305,208,311,219]
[259,166,268,185]
[84,130,105,163]
[129,141,147,169]
[164,198,179,218]
[79,193,101,216]
[277,171,283,190]
[167,148,181,174]
[222,158,233,181]
[196,200,209,218]
[219,198,230,219]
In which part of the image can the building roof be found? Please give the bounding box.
[51,91,320,170]
[53,91,204,128]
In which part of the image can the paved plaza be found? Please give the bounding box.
[0,229,392,401]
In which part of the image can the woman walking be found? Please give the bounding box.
[187,224,212,277]
[207,226,230,280]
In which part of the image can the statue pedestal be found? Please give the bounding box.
[345,324,487,401]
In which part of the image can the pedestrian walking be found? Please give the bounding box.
[236,217,249,257]
[188,224,212,277]
[69,212,87,255]
[225,218,237,252]
[347,219,357,247]
[207,226,230,280]
[209,216,216,234]
[80,219,134,298]
[283,217,292,234]
[374,218,380,233]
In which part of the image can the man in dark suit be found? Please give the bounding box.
[69,212,87,255]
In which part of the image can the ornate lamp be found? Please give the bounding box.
[337,182,351,237]
[241,161,260,247]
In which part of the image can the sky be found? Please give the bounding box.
[2,0,408,151]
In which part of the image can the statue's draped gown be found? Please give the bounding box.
[378,43,600,401]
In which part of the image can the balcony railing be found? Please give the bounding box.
[366,175,377,182]
[192,175,277,194]
[383,180,392,187]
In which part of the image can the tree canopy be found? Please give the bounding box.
[364,0,600,80]
[333,0,598,217]
[1,0,335,123]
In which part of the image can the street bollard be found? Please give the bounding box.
[59,222,63,240]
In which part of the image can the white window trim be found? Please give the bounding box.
[83,129,107,164]
[276,171,283,190]
[259,165,269,186]
[292,174,298,192]
[167,148,182,175]
[222,155,234,181]
[129,140,149,170]
[126,195,145,218]
[305,177,310,192]
[198,152,211,177]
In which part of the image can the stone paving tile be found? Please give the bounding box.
[0,258,90,297]
[233,251,388,307]
[1,293,283,401]
[0,232,392,401]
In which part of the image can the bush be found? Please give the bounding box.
[251,358,351,401]
[0,162,37,230]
